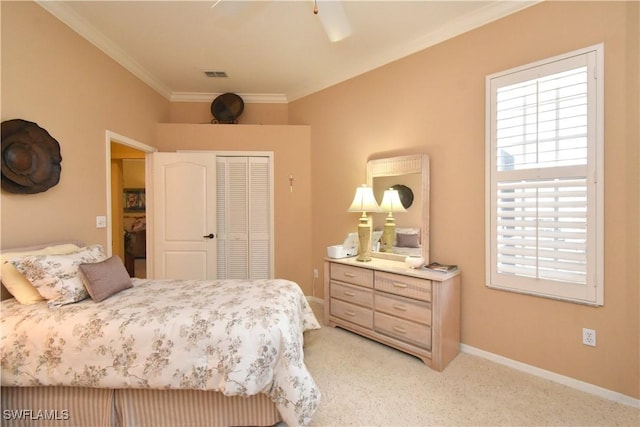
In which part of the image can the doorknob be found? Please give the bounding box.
[203,233,215,239]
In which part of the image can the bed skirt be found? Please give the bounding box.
[1,386,282,427]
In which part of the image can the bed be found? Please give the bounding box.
[0,242,321,427]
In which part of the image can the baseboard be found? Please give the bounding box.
[460,344,640,409]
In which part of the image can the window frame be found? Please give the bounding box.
[485,44,604,306]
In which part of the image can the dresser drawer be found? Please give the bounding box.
[331,298,373,329]
[331,281,373,308]
[375,311,432,349]
[331,263,374,288]
[375,271,432,301]
[375,292,431,325]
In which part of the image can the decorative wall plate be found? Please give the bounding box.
[211,93,244,124]
[392,184,414,209]
[1,119,62,194]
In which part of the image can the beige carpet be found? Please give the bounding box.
[302,302,639,426]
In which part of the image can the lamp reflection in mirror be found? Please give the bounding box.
[379,188,407,252]
[348,184,382,262]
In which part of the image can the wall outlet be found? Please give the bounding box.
[313,269,319,279]
[582,328,596,347]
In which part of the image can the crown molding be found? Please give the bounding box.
[36,0,174,100]
[171,92,288,104]
[36,0,539,104]
[36,1,287,104]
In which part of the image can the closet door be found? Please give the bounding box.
[217,156,272,279]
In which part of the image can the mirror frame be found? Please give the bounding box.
[367,154,430,263]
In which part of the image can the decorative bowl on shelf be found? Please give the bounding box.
[405,255,424,269]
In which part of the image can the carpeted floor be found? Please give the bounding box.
[302,301,639,426]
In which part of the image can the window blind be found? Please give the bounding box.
[486,44,603,305]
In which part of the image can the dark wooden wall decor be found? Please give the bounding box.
[1,119,62,194]
[210,93,244,124]
[391,184,414,209]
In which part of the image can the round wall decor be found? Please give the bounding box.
[211,93,244,124]
[391,184,414,209]
[1,119,62,194]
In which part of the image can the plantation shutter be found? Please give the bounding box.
[486,45,603,305]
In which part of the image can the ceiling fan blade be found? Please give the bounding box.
[316,0,352,42]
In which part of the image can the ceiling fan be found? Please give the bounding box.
[211,0,352,42]
[313,0,352,42]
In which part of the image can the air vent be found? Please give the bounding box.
[204,70,228,78]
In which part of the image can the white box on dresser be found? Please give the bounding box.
[324,257,461,371]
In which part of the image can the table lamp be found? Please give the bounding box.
[348,184,382,262]
[379,187,407,252]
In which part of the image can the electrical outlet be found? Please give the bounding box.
[313,269,319,279]
[582,328,596,347]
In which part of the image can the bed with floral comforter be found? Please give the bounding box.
[1,278,321,426]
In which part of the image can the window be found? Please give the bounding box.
[485,44,604,305]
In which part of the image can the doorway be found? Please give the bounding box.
[106,131,156,278]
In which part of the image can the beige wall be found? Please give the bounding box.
[155,124,312,293]
[290,1,639,398]
[1,2,170,249]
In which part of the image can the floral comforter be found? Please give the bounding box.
[1,278,321,426]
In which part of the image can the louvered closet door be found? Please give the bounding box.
[217,156,272,279]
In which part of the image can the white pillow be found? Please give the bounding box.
[11,244,106,308]
[1,243,81,305]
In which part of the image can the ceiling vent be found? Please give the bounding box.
[204,70,228,78]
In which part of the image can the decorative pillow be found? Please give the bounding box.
[395,227,421,236]
[11,244,106,308]
[79,256,133,302]
[396,232,421,248]
[1,243,81,305]
[1,264,44,304]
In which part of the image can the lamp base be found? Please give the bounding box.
[356,215,372,262]
[381,217,396,253]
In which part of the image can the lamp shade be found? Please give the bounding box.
[379,188,407,213]
[348,185,382,213]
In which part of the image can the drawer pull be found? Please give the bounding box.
[392,325,407,334]
[392,282,408,289]
[343,272,356,278]
[343,290,356,297]
[392,304,407,311]
[345,310,357,317]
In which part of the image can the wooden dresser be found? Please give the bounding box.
[324,257,461,371]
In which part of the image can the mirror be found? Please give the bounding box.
[367,154,430,263]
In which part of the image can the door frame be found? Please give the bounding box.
[105,130,156,256]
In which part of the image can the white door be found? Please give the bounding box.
[216,156,272,279]
[151,152,217,279]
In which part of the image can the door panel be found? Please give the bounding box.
[152,153,217,280]
[216,156,272,279]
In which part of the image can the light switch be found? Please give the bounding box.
[96,216,107,228]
